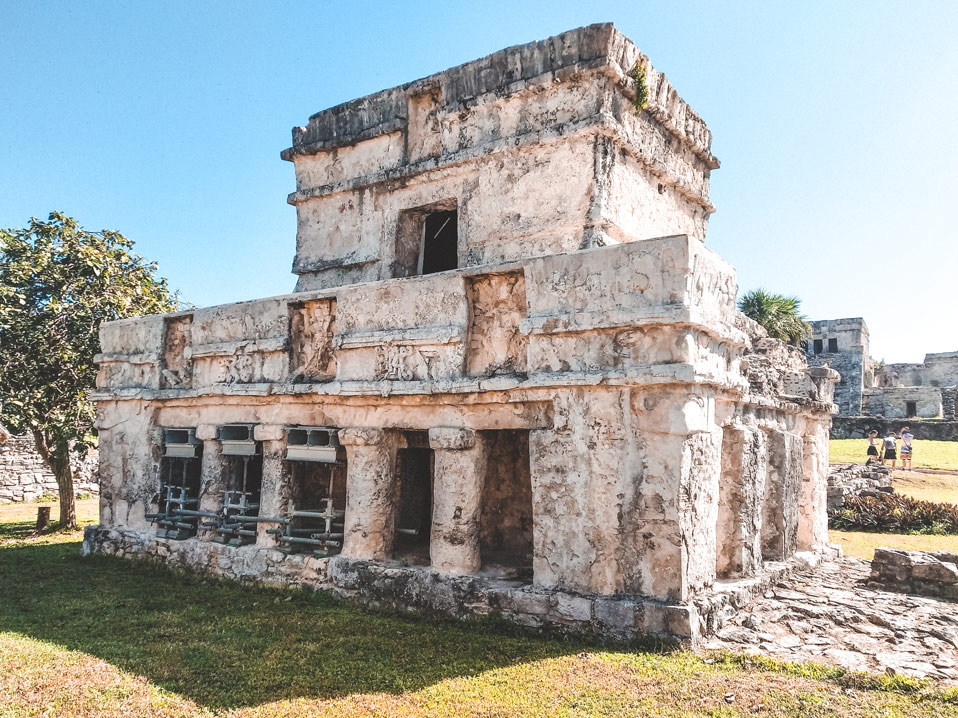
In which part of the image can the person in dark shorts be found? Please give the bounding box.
[881,431,898,469]
[866,430,880,463]
[900,426,914,470]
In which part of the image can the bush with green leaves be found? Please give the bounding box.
[0,212,179,527]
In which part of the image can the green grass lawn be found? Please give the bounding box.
[2,505,958,715]
[830,439,958,470]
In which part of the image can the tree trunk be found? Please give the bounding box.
[35,506,51,532]
[32,430,77,528]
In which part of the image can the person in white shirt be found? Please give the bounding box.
[900,426,914,470]
[881,432,898,469]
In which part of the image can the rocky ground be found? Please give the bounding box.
[705,557,958,682]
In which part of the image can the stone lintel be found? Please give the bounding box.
[195,424,217,441]
[253,424,285,442]
[337,427,385,446]
[428,427,476,450]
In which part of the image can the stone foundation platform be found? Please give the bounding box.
[82,525,838,646]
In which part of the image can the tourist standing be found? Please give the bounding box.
[866,430,880,463]
[882,431,899,469]
[900,426,914,470]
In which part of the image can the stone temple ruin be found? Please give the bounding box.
[83,24,840,644]
[807,317,958,420]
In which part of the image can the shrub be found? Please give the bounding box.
[829,492,958,534]
[629,62,649,113]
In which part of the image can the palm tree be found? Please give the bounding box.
[738,289,811,346]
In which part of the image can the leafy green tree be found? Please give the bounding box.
[0,213,179,527]
[738,288,811,346]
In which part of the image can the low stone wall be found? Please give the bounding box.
[831,417,958,441]
[82,525,693,643]
[81,524,840,646]
[869,548,958,599]
[0,435,99,503]
[827,462,893,512]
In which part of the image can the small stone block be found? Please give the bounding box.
[428,427,476,450]
[553,593,592,622]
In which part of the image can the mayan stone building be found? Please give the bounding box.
[808,317,958,433]
[83,24,839,643]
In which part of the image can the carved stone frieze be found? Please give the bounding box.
[289,298,337,382]
[466,272,528,377]
[160,315,193,389]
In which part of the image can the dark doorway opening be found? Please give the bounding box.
[213,453,263,546]
[148,428,203,540]
[277,455,347,556]
[813,339,823,354]
[827,338,839,353]
[420,210,458,275]
[906,401,918,417]
[393,432,433,565]
[479,430,533,579]
[153,454,203,540]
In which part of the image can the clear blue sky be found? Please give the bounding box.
[2,1,956,363]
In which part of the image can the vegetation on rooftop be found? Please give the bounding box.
[629,62,649,113]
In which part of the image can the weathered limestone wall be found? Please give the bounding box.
[810,316,958,421]
[830,416,958,440]
[807,318,869,416]
[826,462,892,512]
[284,24,719,292]
[880,362,925,388]
[862,386,943,419]
[924,353,958,387]
[0,435,99,504]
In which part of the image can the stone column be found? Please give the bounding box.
[196,423,227,532]
[799,420,829,550]
[429,427,487,575]
[762,430,802,561]
[339,428,402,561]
[254,424,287,547]
[628,387,722,602]
[715,424,767,579]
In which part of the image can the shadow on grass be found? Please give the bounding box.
[0,540,596,710]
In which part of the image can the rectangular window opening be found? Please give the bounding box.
[393,201,458,278]
[419,210,458,275]
[149,431,203,541]
[277,454,347,557]
[213,451,263,546]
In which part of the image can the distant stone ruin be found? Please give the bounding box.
[0,434,99,504]
[82,24,839,645]
[807,317,958,426]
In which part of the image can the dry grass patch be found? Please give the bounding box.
[895,471,958,505]
[830,529,958,560]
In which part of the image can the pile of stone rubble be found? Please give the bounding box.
[869,548,958,600]
[827,462,893,512]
